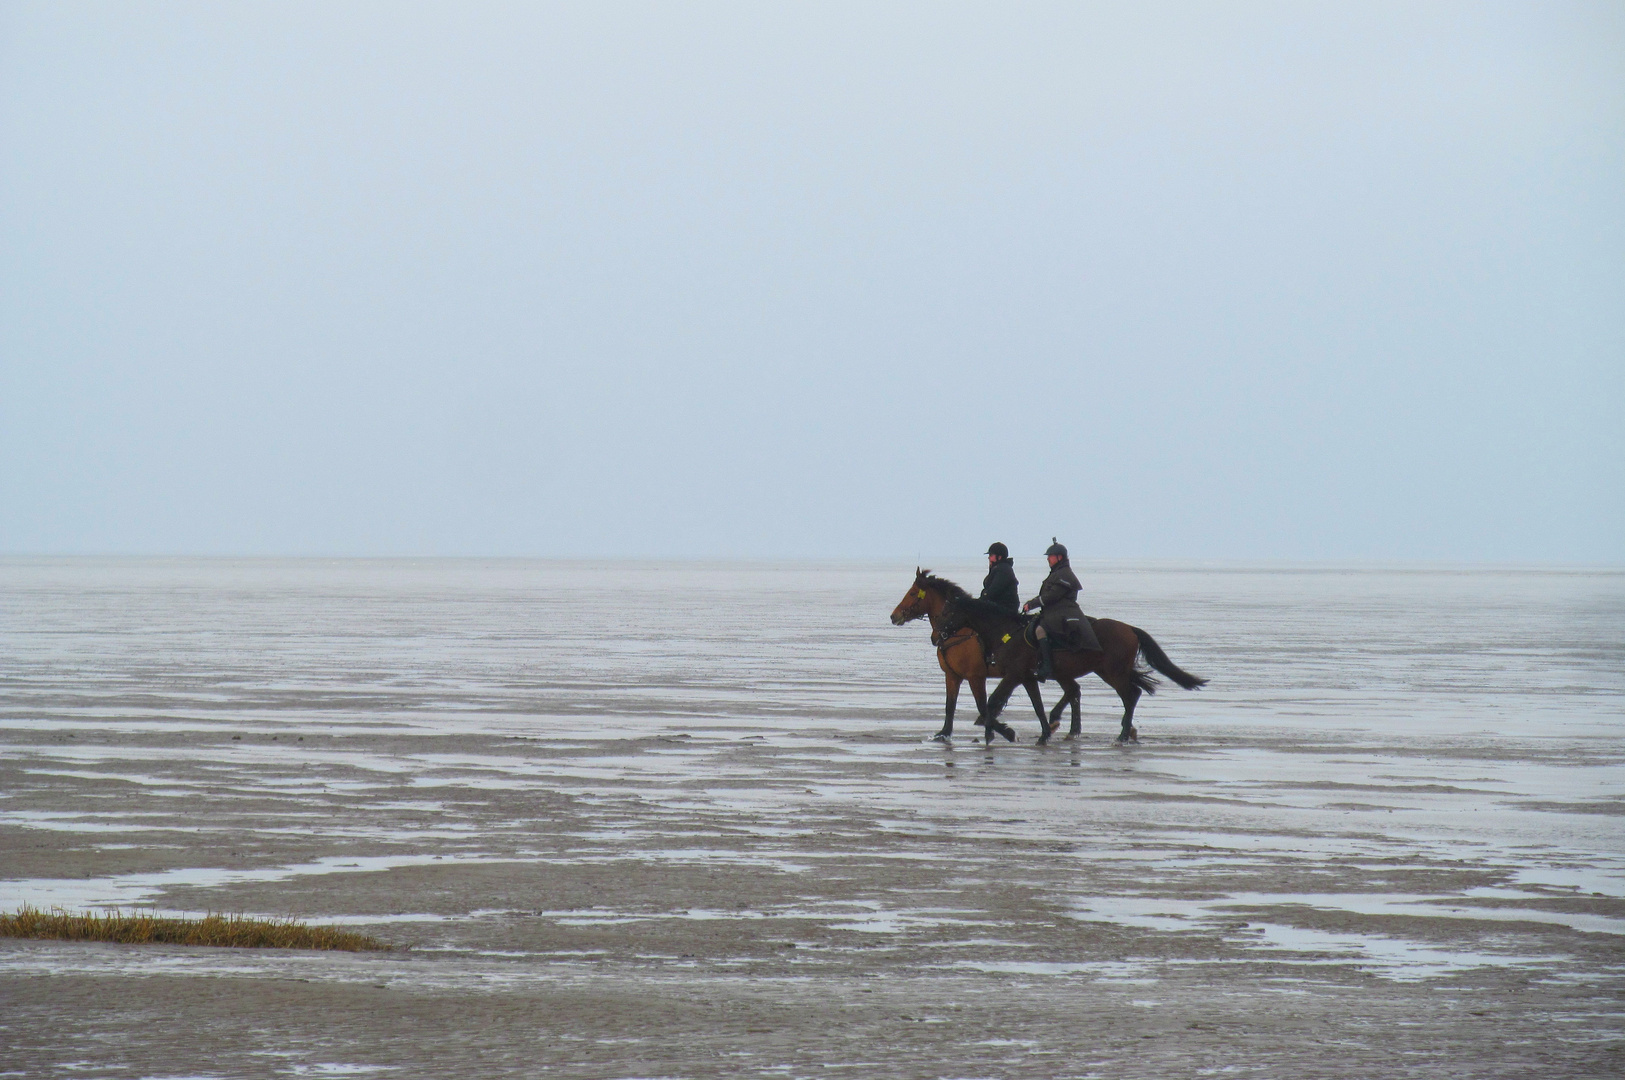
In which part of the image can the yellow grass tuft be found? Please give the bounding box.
[0,907,390,951]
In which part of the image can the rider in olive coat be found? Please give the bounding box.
[1021,539,1099,680]
[979,543,1020,614]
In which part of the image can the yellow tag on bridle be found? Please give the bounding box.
[1001,633,1011,643]
[917,590,926,598]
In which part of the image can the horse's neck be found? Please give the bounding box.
[969,608,1017,636]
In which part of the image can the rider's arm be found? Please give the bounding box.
[1039,575,1070,606]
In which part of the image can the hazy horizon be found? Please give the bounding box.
[3,2,1621,562]
[3,554,1620,573]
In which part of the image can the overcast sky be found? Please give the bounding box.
[2,2,1620,561]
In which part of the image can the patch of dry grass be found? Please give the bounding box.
[0,907,390,951]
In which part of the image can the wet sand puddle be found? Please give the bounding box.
[1,558,1621,1077]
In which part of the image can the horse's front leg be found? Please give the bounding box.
[983,677,1020,744]
[968,678,990,729]
[936,672,961,741]
[1023,679,1053,745]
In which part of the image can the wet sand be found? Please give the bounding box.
[2,558,1622,1078]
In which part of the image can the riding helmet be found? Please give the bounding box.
[1045,538,1068,560]
[985,542,1008,559]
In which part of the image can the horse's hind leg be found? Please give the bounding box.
[1051,677,1082,740]
[1024,679,1054,745]
[1049,677,1079,739]
[1070,687,1082,737]
[1100,672,1142,744]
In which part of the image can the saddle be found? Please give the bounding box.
[1022,615,1103,653]
[1019,615,1042,649]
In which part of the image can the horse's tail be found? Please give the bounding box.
[1131,627,1207,690]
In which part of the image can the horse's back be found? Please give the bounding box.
[1087,617,1142,654]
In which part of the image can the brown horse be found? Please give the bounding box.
[889,569,1057,742]
[938,594,1207,745]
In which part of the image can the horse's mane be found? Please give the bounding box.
[916,571,971,601]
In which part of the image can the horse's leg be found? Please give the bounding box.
[1053,676,1082,740]
[968,677,990,729]
[984,677,1020,744]
[935,672,961,741]
[1070,681,1083,737]
[1024,678,1053,745]
[1101,671,1142,744]
[949,639,990,728]
[1105,622,1156,743]
[984,676,1016,722]
[1047,681,1069,731]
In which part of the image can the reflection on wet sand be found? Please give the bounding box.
[1,558,1621,1076]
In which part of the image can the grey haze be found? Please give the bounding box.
[1,2,1620,561]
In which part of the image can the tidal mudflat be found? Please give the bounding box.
[1,558,1621,1078]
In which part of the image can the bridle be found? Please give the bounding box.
[902,581,968,651]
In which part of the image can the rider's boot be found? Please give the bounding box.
[1036,637,1055,682]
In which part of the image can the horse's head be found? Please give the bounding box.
[890,568,940,626]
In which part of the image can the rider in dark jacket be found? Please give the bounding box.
[979,543,1020,614]
[1021,539,1098,680]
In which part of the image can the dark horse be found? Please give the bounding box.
[938,595,1207,745]
[890,569,1058,742]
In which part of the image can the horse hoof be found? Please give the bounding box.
[930,732,951,743]
[998,725,1016,743]
[1061,732,1077,742]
